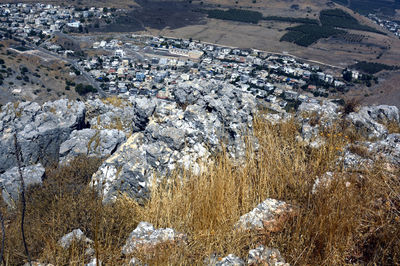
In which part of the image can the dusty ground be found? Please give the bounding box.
[346,70,400,108]
[0,41,83,105]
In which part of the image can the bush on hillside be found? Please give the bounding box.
[75,83,97,95]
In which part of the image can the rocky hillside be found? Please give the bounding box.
[0,79,399,264]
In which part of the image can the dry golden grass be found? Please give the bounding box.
[101,96,131,108]
[1,117,399,265]
[386,120,400,134]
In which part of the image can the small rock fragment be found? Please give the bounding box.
[214,254,245,266]
[236,198,296,232]
[122,222,186,255]
[248,245,289,266]
[58,229,93,249]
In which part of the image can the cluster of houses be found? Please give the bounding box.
[82,35,352,111]
[368,13,400,38]
[0,3,113,44]
[0,3,361,112]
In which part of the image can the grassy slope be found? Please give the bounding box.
[1,115,399,265]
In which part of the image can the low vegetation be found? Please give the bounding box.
[204,7,384,47]
[280,8,384,47]
[1,117,399,265]
[334,0,400,16]
[351,61,400,74]
[263,16,319,25]
[75,83,97,96]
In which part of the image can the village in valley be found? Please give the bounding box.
[0,2,372,113]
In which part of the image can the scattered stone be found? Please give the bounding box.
[0,163,45,208]
[122,222,186,255]
[23,263,54,266]
[85,258,101,266]
[128,257,142,266]
[58,229,93,249]
[214,254,245,266]
[236,198,296,232]
[312,172,335,194]
[248,245,289,266]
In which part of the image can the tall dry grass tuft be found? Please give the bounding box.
[0,117,399,265]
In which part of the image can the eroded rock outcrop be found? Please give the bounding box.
[59,128,126,163]
[85,97,157,134]
[0,99,86,172]
[347,105,399,139]
[0,163,45,208]
[92,80,257,202]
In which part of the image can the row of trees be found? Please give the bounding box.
[350,61,400,75]
[263,16,318,25]
[280,25,345,47]
[319,9,384,34]
[205,9,263,24]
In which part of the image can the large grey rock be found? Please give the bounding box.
[92,79,257,202]
[0,100,86,172]
[122,222,186,255]
[298,100,340,125]
[235,198,295,232]
[172,85,201,105]
[86,97,156,134]
[347,105,399,139]
[59,128,126,163]
[0,163,44,208]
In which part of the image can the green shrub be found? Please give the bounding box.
[75,83,97,95]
